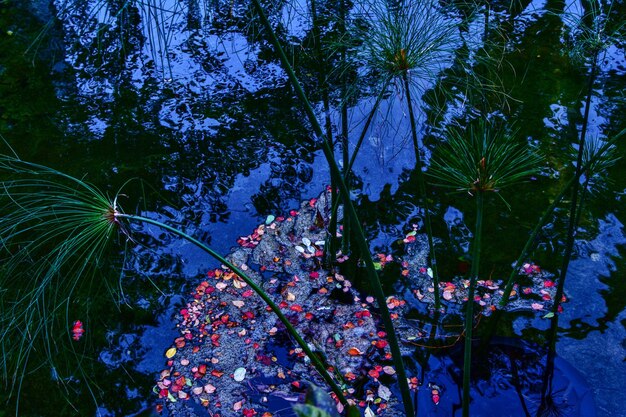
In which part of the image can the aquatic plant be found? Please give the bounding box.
[249,0,418,414]
[498,133,623,307]
[0,156,350,409]
[353,0,461,309]
[427,120,542,417]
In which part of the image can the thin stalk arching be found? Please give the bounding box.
[328,77,391,244]
[402,71,440,309]
[346,77,391,182]
[462,191,484,417]
[249,2,416,415]
[339,0,350,254]
[550,51,598,318]
[310,0,338,265]
[116,213,349,406]
[498,132,621,306]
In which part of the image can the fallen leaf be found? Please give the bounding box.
[368,369,380,378]
[382,366,396,375]
[234,367,246,382]
[243,409,257,417]
[347,347,362,356]
[232,300,245,308]
[233,400,243,411]
[374,340,388,349]
[165,347,177,358]
[378,384,392,401]
[204,384,216,394]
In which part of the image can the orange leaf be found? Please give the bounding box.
[347,347,362,356]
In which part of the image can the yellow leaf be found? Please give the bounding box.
[165,347,177,358]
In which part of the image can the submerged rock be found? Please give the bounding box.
[156,189,565,416]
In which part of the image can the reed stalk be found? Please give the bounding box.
[427,121,542,415]
[117,213,349,404]
[462,191,483,417]
[402,71,441,309]
[0,156,350,407]
[249,1,416,413]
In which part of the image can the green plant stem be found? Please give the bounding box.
[402,71,440,309]
[498,131,620,307]
[462,191,483,417]
[498,178,573,305]
[116,213,349,406]
[328,78,391,234]
[550,51,598,318]
[310,0,338,265]
[340,0,350,254]
[346,78,390,181]
[250,2,415,415]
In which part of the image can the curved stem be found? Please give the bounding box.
[498,177,573,305]
[498,123,620,307]
[550,51,598,317]
[462,191,483,417]
[346,78,391,181]
[249,2,416,415]
[403,71,440,309]
[116,213,349,406]
[328,78,391,246]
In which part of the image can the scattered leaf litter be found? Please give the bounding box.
[156,189,565,416]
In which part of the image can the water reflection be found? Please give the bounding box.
[1,0,625,415]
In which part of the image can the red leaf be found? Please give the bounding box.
[243,409,257,417]
[374,340,388,349]
[347,347,362,356]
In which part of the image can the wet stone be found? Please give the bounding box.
[158,189,562,416]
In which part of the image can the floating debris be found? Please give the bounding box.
[157,189,563,416]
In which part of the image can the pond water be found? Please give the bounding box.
[1,0,625,416]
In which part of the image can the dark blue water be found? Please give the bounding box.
[0,0,625,415]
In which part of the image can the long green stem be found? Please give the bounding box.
[346,78,391,181]
[310,0,338,265]
[462,191,483,417]
[538,52,598,416]
[499,124,621,306]
[340,0,350,254]
[402,71,440,309]
[116,213,349,406]
[250,2,416,415]
[328,78,391,234]
[550,51,598,318]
